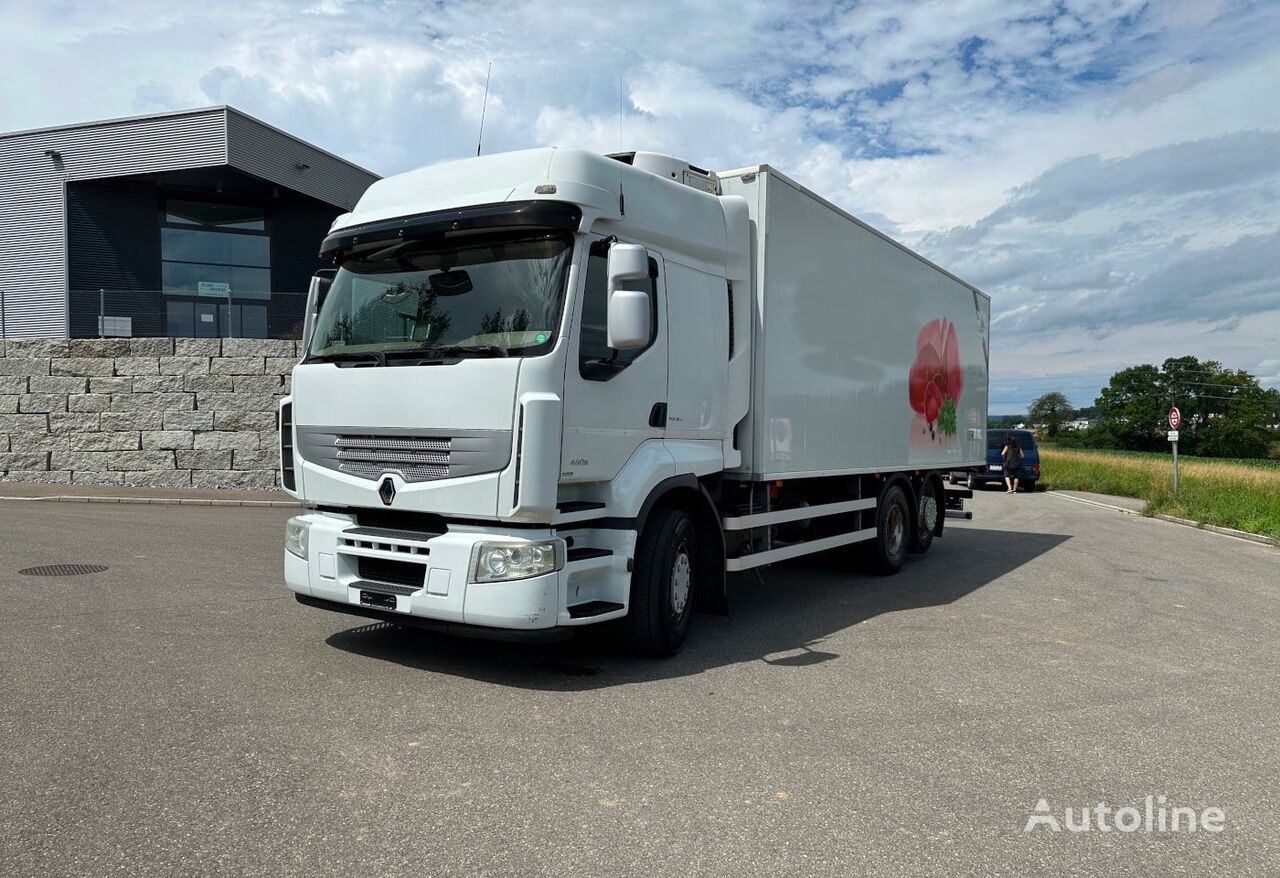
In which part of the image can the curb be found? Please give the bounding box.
[1048,491,1279,549]
[0,494,300,508]
[1150,514,1280,548]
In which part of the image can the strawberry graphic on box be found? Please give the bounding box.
[909,318,963,441]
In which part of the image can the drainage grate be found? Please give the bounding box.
[19,564,108,577]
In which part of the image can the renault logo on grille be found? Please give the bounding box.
[378,477,396,506]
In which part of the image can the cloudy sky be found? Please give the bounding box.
[3,0,1278,413]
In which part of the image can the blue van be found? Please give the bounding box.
[953,429,1041,491]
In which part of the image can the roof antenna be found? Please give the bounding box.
[476,62,492,157]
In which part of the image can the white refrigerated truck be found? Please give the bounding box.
[281,148,989,655]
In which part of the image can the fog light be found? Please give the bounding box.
[470,539,563,583]
[285,517,310,560]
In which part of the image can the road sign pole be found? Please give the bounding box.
[1168,406,1182,496]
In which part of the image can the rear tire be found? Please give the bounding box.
[908,478,939,554]
[625,507,697,657]
[1021,480,1037,493]
[868,484,910,575]
[966,472,979,491]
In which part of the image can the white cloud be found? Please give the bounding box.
[1,0,1278,409]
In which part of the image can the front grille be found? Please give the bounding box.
[358,556,426,589]
[335,434,452,483]
[296,427,512,484]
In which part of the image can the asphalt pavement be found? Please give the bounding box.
[0,488,1276,877]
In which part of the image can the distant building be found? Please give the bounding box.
[1065,418,1091,430]
[0,106,378,339]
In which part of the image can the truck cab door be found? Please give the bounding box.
[560,237,668,484]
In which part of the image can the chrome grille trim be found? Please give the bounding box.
[337,448,451,465]
[337,435,451,451]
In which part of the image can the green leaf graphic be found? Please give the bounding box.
[938,397,957,437]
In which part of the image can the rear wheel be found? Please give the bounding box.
[966,472,980,491]
[908,478,939,554]
[1021,479,1037,493]
[867,484,910,575]
[625,507,697,657]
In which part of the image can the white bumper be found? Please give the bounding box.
[284,512,632,632]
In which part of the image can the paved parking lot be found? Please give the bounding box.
[1,490,1276,877]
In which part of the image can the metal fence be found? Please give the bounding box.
[66,289,309,340]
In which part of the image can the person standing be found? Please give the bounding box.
[1002,436,1023,493]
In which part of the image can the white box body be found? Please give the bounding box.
[721,166,991,479]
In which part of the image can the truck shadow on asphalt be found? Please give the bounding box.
[324,527,1070,690]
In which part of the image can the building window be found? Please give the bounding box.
[160,198,271,298]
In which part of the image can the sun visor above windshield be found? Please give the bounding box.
[320,201,583,260]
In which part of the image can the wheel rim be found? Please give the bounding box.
[671,547,692,617]
[886,503,906,556]
[920,493,938,533]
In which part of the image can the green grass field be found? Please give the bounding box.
[1038,446,1280,540]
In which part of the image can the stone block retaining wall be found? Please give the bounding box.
[0,338,297,489]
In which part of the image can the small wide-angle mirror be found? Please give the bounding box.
[606,243,649,288]
[302,270,335,351]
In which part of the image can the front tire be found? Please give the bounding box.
[625,507,697,657]
[868,484,910,575]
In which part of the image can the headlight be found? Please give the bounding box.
[470,539,563,583]
[285,517,310,559]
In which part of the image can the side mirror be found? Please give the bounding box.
[608,289,651,350]
[301,270,335,353]
[606,244,651,350]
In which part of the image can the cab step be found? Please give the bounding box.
[557,500,605,514]
[567,547,613,563]
[568,600,624,619]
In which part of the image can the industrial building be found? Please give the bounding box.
[0,106,378,339]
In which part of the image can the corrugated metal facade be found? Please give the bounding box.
[0,106,377,338]
[226,109,373,212]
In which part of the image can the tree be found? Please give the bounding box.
[1094,364,1165,450]
[1093,356,1278,457]
[1028,391,1074,436]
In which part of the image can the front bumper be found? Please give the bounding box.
[284,511,633,634]
[293,595,572,642]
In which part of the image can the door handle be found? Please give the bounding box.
[649,403,667,428]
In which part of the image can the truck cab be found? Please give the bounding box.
[282,149,749,653]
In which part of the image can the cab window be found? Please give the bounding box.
[578,242,658,381]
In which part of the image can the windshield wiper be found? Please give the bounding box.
[387,345,511,362]
[307,351,387,367]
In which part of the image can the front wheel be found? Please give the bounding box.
[625,507,697,657]
[867,484,911,575]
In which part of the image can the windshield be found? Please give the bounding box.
[307,231,573,362]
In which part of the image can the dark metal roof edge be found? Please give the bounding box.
[0,105,230,141]
[223,106,380,181]
[1,104,380,183]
